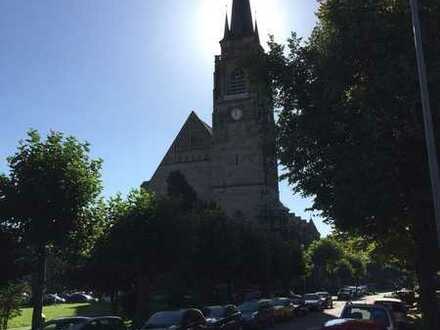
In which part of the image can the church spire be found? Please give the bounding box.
[223,13,231,40]
[254,19,260,43]
[230,0,254,37]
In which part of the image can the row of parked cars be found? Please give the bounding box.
[40,292,334,330]
[43,293,98,305]
[323,297,412,330]
[337,286,369,301]
[142,292,335,330]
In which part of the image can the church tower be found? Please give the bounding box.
[211,0,280,222]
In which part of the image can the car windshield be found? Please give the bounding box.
[43,319,87,330]
[203,307,224,318]
[341,306,390,326]
[239,302,258,313]
[272,298,290,306]
[143,312,182,328]
[304,294,319,300]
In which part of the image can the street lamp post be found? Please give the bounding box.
[409,0,440,248]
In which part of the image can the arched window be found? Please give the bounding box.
[228,69,247,95]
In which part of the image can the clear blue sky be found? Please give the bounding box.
[0,0,332,236]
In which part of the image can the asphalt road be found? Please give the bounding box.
[273,294,386,330]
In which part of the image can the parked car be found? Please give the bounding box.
[374,298,410,328]
[238,299,274,329]
[143,309,207,330]
[202,305,241,330]
[289,295,309,316]
[316,292,333,309]
[41,317,125,330]
[394,289,416,306]
[43,294,66,305]
[340,302,396,330]
[303,294,325,312]
[322,319,383,330]
[66,293,97,303]
[270,297,296,321]
[337,289,354,301]
[243,291,262,302]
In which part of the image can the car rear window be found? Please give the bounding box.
[144,312,182,328]
[342,307,390,326]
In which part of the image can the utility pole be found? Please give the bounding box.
[409,0,440,248]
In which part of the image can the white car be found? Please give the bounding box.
[340,302,396,330]
[374,298,409,325]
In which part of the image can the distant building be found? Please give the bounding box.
[146,0,319,245]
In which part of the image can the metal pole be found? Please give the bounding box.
[409,0,440,248]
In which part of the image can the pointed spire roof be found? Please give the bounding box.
[254,19,260,42]
[230,0,254,37]
[223,14,231,39]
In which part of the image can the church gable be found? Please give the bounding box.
[162,111,212,165]
[148,111,213,200]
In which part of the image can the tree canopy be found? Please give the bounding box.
[267,0,440,327]
[0,130,103,330]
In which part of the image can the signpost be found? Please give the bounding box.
[409,0,440,247]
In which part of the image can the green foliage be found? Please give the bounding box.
[0,283,26,330]
[0,227,22,283]
[0,130,103,249]
[0,130,103,329]
[86,184,307,321]
[267,0,440,327]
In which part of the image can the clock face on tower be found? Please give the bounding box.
[231,108,243,121]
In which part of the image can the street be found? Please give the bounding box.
[273,294,385,330]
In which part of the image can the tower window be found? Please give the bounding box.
[228,69,247,95]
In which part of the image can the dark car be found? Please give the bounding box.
[66,293,97,303]
[303,294,325,312]
[290,295,308,316]
[337,289,354,301]
[239,300,274,329]
[316,292,333,309]
[394,289,416,306]
[202,305,241,330]
[270,298,296,321]
[41,317,91,330]
[42,317,125,330]
[143,309,207,330]
[43,294,66,305]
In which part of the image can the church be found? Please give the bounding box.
[146,0,319,244]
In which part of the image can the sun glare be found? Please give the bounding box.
[197,0,285,57]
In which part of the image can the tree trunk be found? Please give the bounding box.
[31,246,47,330]
[111,289,118,315]
[414,213,440,330]
[135,272,149,328]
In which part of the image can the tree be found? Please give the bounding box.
[0,130,102,330]
[167,171,198,211]
[0,226,26,330]
[87,189,196,325]
[334,259,355,288]
[306,238,344,290]
[0,283,26,330]
[268,0,440,327]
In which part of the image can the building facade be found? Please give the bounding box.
[146,0,319,242]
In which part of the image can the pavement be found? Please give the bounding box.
[273,293,387,330]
